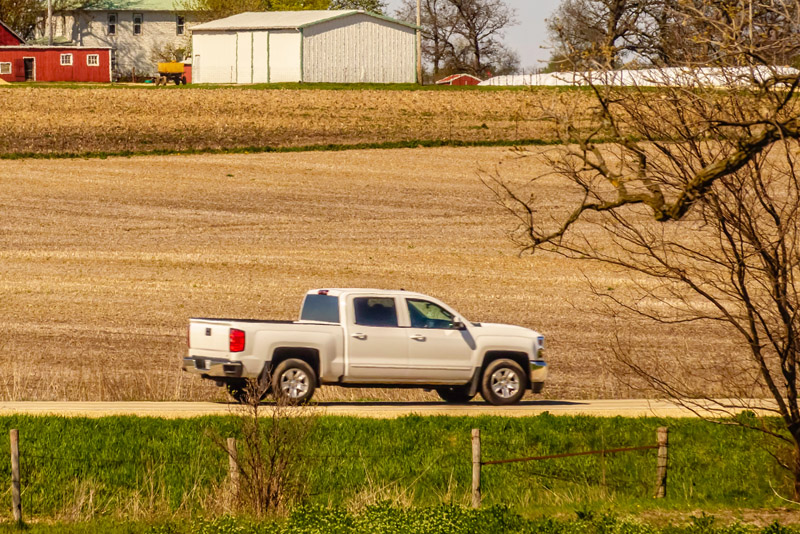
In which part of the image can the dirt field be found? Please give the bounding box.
[0,146,740,401]
[0,87,589,155]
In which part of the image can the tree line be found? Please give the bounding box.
[546,0,800,70]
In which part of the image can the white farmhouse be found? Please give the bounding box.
[49,0,195,77]
[191,10,417,84]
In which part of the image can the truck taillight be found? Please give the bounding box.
[187,326,191,348]
[229,328,245,352]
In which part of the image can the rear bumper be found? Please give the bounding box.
[529,360,548,392]
[182,356,243,378]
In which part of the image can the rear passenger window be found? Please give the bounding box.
[354,297,398,327]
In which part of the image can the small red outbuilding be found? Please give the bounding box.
[436,73,483,86]
[0,19,111,83]
[0,46,112,82]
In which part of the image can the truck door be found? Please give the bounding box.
[404,298,474,383]
[345,296,408,382]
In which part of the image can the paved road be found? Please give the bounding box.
[0,399,775,418]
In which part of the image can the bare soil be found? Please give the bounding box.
[0,146,740,401]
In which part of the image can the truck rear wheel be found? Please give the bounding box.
[272,359,316,404]
[435,386,475,403]
[480,359,526,405]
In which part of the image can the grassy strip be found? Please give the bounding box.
[0,507,797,534]
[0,81,590,92]
[0,137,568,161]
[0,414,788,520]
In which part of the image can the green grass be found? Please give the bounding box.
[0,137,564,161]
[1,81,581,92]
[0,414,790,521]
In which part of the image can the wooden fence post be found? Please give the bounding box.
[471,428,481,509]
[10,429,21,522]
[227,437,238,496]
[654,426,668,498]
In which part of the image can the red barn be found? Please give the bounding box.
[0,46,112,82]
[0,19,111,82]
[436,73,483,86]
[0,20,24,46]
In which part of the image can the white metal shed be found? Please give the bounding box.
[191,10,417,84]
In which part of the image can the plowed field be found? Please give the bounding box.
[0,146,739,401]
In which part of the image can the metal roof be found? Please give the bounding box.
[192,10,417,32]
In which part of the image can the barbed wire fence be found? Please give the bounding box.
[2,425,670,522]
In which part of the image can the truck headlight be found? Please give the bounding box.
[536,336,545,359]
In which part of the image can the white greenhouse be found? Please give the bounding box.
[191,10,417,84]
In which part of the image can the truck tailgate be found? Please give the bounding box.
[189,320,231,352]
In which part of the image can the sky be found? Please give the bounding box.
[385,0,563,71]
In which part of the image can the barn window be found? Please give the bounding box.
[60,54,73,66]
[133,14,142,35]
[176,15,185,35]
[107,13,116,35]
[0,63,10,75]
[87,54,99,66]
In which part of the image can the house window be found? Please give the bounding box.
[107,13,116,35]
[176,15,185,35]
[87,54,99,66]
[111,49,117,72]
[0,63,11,75]
[133,14,142,35]
[60,54,73,66]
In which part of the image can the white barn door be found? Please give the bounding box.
[236,31,252,84]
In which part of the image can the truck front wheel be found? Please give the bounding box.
[272,359,316,404]
[480,359,526,405]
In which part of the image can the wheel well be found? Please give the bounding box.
[481,351,529,387]
[269,347,321,386]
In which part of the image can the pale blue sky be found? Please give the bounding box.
[386,0,562,70]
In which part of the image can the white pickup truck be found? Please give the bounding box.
[183,289,548,405]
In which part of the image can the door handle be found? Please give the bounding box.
[351,333,367,340]
[410,334,426,341]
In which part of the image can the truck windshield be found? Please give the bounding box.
[300,294,340,323]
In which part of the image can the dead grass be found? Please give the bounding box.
[0,146,741,401]
[0,87,592,155]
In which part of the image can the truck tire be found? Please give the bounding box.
[480,359,526,405]
[272,359,316,404]
[435,386,475,403]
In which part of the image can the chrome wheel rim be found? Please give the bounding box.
[280,369,309,399]
[490,368,520,398]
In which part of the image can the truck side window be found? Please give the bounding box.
[407,299,455,329]
[354,297,398,327]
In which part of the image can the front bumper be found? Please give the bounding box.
[182,356,243,378]
[529,360,548,392]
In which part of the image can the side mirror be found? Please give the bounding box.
[452,320,466,330]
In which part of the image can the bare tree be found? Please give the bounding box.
[546,0,651,69]
[448,0,516,76]
[395,0,517,78]
[487,0,800,499]
[397,0,459,76]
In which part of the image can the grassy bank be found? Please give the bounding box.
[0,414,790,521]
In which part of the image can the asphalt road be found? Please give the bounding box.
[0,399,775,418]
